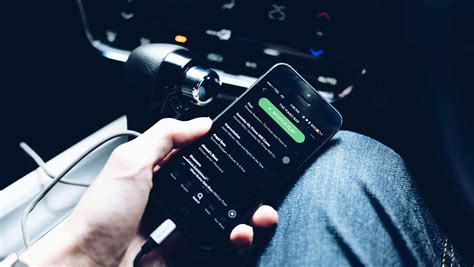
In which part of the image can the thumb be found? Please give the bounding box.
[129,117,213,168]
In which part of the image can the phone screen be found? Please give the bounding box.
[150,64,342,248]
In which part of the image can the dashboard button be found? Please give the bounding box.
[268,4,287,22]
[220,0,236,11]
[105,30,117,43]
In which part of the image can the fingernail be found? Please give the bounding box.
[192,116,211,121]
[193,117,213,125]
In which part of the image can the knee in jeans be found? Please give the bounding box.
[310,130,409,190]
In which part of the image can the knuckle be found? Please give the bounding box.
[156,118,179,142]
[110,143,142,170]
[108,143,153,186]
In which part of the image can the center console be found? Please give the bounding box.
[78,0,372,102]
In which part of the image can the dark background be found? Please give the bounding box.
[0,0,402,189]
[1,1,127,189]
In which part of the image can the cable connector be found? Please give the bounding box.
[133,219,177,267]
[149,219,176,245]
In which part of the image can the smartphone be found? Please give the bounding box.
[148,63,343,249]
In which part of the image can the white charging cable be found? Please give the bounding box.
[20,130,141,248]
[20,130,178,267]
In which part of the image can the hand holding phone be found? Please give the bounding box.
[148,63,343,249]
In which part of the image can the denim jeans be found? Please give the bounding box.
[175,130,444,266]
[242,131,444,266]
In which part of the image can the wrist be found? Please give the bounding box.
[19,223,96,266]
[20,245,93,267]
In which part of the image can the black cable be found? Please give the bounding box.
[133,219,177,267]
[133,239,156,267]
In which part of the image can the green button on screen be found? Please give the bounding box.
[258,97,305,143]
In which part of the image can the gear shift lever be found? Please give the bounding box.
[124,44,221,132]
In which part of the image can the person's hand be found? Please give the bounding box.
[20,118,278,266]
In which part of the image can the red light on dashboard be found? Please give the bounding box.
[316,12,331,20]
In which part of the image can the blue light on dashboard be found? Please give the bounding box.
[309,48,325,57]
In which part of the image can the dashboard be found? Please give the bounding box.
[78,0,373,101]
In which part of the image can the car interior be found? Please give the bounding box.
[1,0,473,264]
